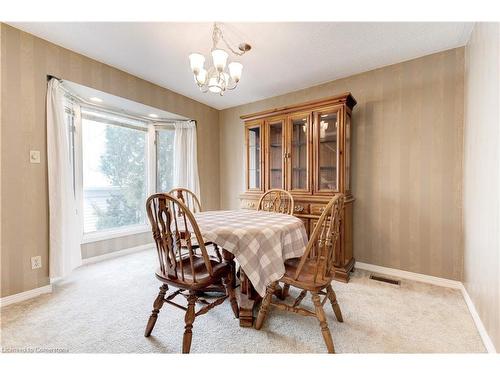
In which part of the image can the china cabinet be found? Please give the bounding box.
[240,93,356,282]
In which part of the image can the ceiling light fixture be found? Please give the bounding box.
[189,23,251,96]
[148,114,159,118]
[89,97,103,103]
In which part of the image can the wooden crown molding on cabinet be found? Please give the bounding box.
[240,92,357,121]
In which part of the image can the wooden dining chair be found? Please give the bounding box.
[144,193,239,353]
[170,186,223,262]
[257,189,295,215]
[169,187,202,213]
[255,194,345,353]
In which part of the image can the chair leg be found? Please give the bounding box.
[223,273,239,318]
[326,284,343,322]
[311,292,335,353]
[144,284,168,337]
[255,282,277,330]
[182,292,197,354]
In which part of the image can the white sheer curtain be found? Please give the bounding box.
[173,120,200,200]
[46,78,82,279]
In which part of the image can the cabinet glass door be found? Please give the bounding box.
[315,109,340,192]
[267,119,285,189]
[289,114,310,192]
[246,123,262,191]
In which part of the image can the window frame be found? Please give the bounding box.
[70,104,174,244]
[154,124,176,193]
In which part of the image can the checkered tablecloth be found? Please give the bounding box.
[193,209,308,297]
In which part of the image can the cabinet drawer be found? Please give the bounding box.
[310,203,327,215]
[293,203,309,214]
[240,199,258,210]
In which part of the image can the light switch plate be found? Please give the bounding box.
[30,150,41,164]
[31,256,42,269]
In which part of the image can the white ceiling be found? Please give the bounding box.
[11,22,473,110]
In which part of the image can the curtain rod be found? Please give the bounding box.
[48,76,191,124]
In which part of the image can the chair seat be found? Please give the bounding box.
[281,257,334,291]
[155,255,230,290]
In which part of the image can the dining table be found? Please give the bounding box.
[193,209,308,327]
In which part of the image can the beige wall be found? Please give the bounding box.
[220,48,465,281]
[0,24,219,297]
[463,23,500,351]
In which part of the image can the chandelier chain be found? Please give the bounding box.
[212,23,245,56]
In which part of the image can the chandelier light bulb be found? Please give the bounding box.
[189,53,205,74]
[228,62,243,82]
[211,49,229,72]
[195,68,208,85]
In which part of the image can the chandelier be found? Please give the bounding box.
[188,23,251,96]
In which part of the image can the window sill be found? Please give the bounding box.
[81,225,150,244]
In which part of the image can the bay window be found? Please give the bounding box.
[65,105,176,241]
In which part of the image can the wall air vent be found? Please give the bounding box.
[369,274,401,285]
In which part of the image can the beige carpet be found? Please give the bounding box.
[0,249,485,353]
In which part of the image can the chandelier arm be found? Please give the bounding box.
[226,80,238,90]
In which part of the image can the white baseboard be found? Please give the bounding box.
[82,243,154,265]
[459,284,497,353]
[355,261,496,353]
[0,284,53,308]
[355,261,462,289]
[1,244,153,308]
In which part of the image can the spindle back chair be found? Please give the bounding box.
[255,194,345,353]
[144,193,238,353]
[257,189,295,215]
[169,187,202,213]
[168,187,223,265]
